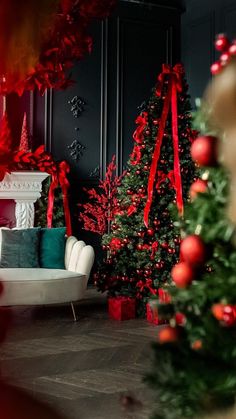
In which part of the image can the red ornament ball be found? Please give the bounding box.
[229,42,236,56]
[215,34,230,52]
[211,61,222,75]
[222,305,236,327]
[191,340,203,350]
[191,135,218,167]
[158,326,179,344]
[180,235,206,266]
[145,129,151,136]
[220,52,231,65]
[171,262,194,288]
[161,242,168,249]
[175,312,186,326]
[190,179,208,200]
[212,303,225,321]
[136,243,143,251]
[147,228,155,236]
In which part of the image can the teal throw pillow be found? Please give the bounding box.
[39,227,66,269]
[0,228,40,268]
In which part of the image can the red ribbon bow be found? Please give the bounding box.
[155,170,175,191]
[144,64,184,227]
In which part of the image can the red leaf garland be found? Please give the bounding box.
[0,0,116,95]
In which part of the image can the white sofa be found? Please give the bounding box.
[0,236,95,321]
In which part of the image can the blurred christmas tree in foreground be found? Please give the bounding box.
[146,96,236,418]
[95,64,196,311]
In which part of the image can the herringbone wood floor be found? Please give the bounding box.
[0,289,158,419]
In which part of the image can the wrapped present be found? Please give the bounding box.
[158,288,172,304]
[146,301,167,325]
[108,296,136,320]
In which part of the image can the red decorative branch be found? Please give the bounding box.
[79,156,124,235]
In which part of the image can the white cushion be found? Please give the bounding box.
[0,268,87,306]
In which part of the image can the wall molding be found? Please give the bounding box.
[100,19,109,180]
[44,88,53,153]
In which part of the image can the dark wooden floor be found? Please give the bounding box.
[0,289,158,419]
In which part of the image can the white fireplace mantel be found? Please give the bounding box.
[0,171,49,228]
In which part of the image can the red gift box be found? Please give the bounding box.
[146,302,167,325]
[158,288,172,304]
[108,296,136,320]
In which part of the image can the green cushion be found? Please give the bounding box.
[0,228,40,268]
[39,227,66,269]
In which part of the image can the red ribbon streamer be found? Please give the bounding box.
[58,161,72,237]
[133,112,148,144]
[144,64,184,227]
[47,161,72,236]
[47,173,58,229]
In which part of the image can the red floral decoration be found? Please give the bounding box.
[0,0,116,95]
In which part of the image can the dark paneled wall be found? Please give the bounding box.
[182,0,236,104]
[4,0,182,246]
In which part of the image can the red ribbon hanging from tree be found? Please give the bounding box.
[133,112,148,144]
[144,64,184,227]
[47,172,59,229]
[58,161,72,236]
[47,161,72,236]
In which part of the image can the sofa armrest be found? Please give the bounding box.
[65,237,86,270]
[65,237,95,288]
[75,245,95,280]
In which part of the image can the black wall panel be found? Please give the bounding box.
[182,0,236,104]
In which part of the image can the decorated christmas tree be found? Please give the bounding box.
[95,64,197,310]
[145,96,236,419]
[34,177,65,228]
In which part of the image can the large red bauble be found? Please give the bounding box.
[229,43,236,56]
[158,326,178,344]
[190,179,208,200]
[222,305,236,327]
[211,62,222,75]
[171,262,194,288]
[215,34,230,52]
[220,52,230,65]
[191,135,218,167]
[180,235,206,266]
[212,303,225,320]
